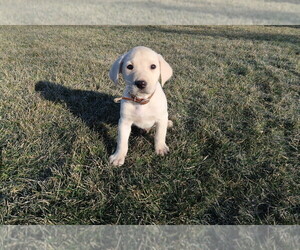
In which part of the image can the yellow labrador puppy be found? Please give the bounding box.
[109,46,173,166]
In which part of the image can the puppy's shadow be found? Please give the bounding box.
[35,81,121,153]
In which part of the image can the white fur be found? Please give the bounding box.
[109,46,173,166]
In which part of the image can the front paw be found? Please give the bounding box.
[109,153,125,166]
[155,144,170,156]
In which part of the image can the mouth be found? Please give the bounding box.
[125,79,156,97]
[128,84,149,95]
[129,89,149,98]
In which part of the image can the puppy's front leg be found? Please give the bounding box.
[109,118,132,166]
[155,117,169,156]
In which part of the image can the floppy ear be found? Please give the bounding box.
[109,53,127,85]
[158,54,173,87]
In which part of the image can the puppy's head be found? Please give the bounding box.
[109,46,172,96]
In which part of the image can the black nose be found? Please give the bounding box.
[135,80,147,89]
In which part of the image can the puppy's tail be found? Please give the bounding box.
[168,120,173,128]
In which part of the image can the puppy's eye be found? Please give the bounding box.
[150,64,156,70]
[127,64,134,70]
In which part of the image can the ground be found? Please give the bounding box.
[0,26,299,224]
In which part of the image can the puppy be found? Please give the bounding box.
[109,46,173,166]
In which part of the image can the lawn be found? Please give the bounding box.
[0,26,299,224]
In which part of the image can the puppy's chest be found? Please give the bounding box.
[126,104,157,129]
[134,105,156,121]
[134,105,148,117]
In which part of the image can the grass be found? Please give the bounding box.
[1,0,300,25]
[0,26,299,225]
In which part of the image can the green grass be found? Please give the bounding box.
[0,26,299,225]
